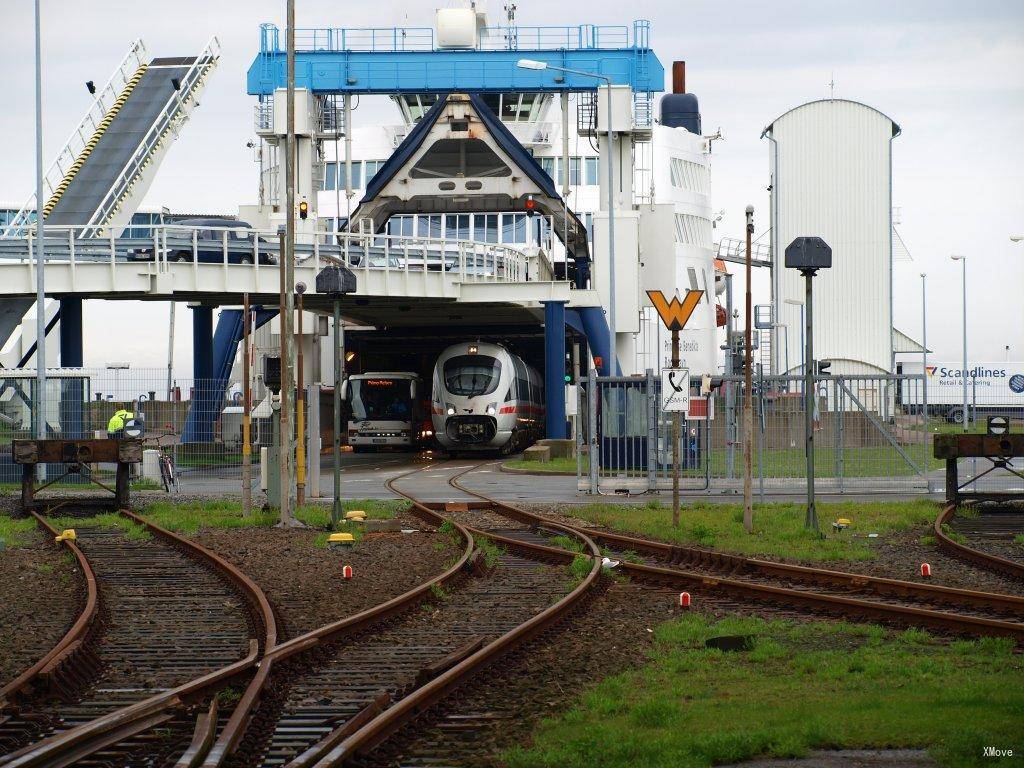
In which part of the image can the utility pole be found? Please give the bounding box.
[671,327,680,526]
[166,303,176,400]
[34,0,46,467]
[784,236,832,534]
[743,205,754,533]
[279,0,299,526]
[242,293,252,516]
[332,300,344,528]
[296,284,306,506]
[803,270,816,531]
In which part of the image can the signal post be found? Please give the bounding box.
[647,290,704,526]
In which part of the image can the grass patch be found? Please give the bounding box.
[550,534,586,554]
[509,445,940,478]
[919,535,938,547]
[475,536,504,568]
[506,614,1024,768]
[567,554,592,584]
[564,500,939,563]
[507,457,580,474]
[137,499,403,535]
[0,516,39,548]
[1014,534,1024,548]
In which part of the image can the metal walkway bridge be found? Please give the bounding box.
[0,224,580,321]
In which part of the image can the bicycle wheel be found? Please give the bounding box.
[167,457,180,492]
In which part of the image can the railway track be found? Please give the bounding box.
[935,503,1024,580]
[446,462,1024,641]
[0,506,277,768]
[222,465,600,768]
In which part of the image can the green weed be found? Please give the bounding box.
[506,615,1023,768]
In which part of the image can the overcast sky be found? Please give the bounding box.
[1,0,1022,376]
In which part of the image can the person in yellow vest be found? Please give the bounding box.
[107,408,135,439]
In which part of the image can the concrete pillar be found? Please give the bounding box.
[543,300,567,439]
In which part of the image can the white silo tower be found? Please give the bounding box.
[762,99,901,376]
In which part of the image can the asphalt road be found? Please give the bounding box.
[175,449,952,505]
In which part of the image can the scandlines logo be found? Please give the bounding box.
[925,366,937,377]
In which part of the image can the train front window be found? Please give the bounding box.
[349,379,413,421]
[444,356,501,397]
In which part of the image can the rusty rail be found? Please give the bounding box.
[275,463,602,767]
[934,503,1024,580]
[0,513,100,709]
[1,508,277,768]
[450,464,1024,641]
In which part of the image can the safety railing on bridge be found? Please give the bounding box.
[257,20,652,54]
[0,224,554,288]
[577,371,939,495]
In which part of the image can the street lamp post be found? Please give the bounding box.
[951,255,967,431]
[34,0,46,466]
[517,59,616,369]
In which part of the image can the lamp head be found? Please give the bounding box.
[517,59,547,71]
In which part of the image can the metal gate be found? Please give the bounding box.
[577,371,931,495]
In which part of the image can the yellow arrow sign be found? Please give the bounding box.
[647,290,704,331]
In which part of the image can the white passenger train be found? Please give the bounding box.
[431,342,545,454]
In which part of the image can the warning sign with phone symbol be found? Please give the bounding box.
[662,367,690,412]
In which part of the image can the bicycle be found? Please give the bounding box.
[146,429,180,493]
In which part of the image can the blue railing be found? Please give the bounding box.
[259,20,652,54]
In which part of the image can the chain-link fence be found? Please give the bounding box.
[0,368,325,496]
[576,371,955,495]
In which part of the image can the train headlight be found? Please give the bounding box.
[485,403,497,416]
[446,405,456,415]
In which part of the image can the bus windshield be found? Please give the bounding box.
[444,355,501,397]
[349,379,414,421]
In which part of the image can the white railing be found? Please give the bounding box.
[80,36,221,238]
[1,40,147,238]
[0,224,558,288]
[505,121,557,146]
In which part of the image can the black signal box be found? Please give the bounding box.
[785,237,832,273]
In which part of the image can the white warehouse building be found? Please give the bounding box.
[763,99,901,377]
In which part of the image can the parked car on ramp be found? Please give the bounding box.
[128,217,277,265]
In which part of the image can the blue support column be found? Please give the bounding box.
[188,305,214,443]
[577,306,618,376]
[543,300,567,439]
[58,298,83,367]
[58,298,84,439]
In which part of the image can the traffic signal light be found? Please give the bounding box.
[298,200,309,220]
[814,360,832,376]
[524,195,536,218]
[564,352,573,384]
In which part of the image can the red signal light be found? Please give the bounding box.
[525,196,536,217]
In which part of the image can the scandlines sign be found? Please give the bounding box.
[647,290,704,331]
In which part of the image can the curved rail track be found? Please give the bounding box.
[447,463,1024,641]
[0,507,277,768]
[935,503,1024,580]
[222,464,600,768]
